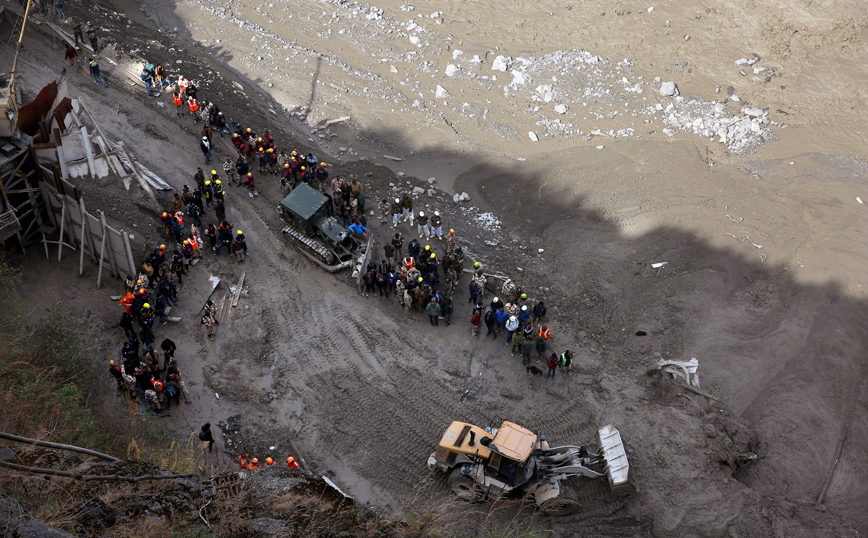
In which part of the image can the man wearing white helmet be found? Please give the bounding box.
[430,210,443,240]
[391,198,402,228]
[416,210,430,240]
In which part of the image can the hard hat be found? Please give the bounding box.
[395,198,400,204]
[301,166,306,170]
[509,315,517,322]
[202,136,208,141]
[215,180,222,185]
[205,180,211,185]
[252,457,258,463]
[265,457,273,464]
[419,211,424,217]
[474,262,480,268]
[183,240,190,245]
[449,228,454,233]
[232,133,238,137]
[291,151,297,155]
[521,305,528,311]
[287,457,294,463]
[137,280,142,285]
[160,244,166,250]
[143,303,150,308]
[493,297,499,302]
[237,230,243,235]
[110,360,115,365]
[211,170,217,175]
[425,245,430,251]
[430,253,436,258]
[434,211,440,216]
[521,293,527,299]
[257,137,263,142]
[320,162,325,166]
[267,148,273,153]
[284,164,290,168]
[418,277,423,282]
[248,172,253,177]
[246,128,252,132]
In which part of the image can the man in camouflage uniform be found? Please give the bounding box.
[505,301,519,318]
[502,278,518,303]
[222,158,236,186]
[446,229,456,254]
[444,266,458,296]
[378,197,392,225]
[202,299,219,339]
[145,389,161,413]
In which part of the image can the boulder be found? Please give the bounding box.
[460,192,471,202]
[528,131,539,142]
[434,85,450,98]
[412,186,426,195]
[491,55,512,72]
[553,104,567,114]
[444,64,458,77]
[452,193,461,204]
[659,81,679,97]
[427,177,436,184]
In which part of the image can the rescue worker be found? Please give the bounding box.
[266,148,278,175]
[378,197,392,226]
[235,157,249,185]
[546,353,559,379]
[189,97,200,122]
[145,388,161,413]
[232,237,245,263]
[315,162,329,184]
[428,212,441,241]
[140,67,153,97]
[200,135,211,163]
[401,193,414,225]
[72,18,83,44]
[202,299,219,339]
[199,423,215,452]
[244,173,258,197]
[88,58,107,86]
[203,180,213,208]
[533,301,547,323]
[446,228,456,253]
[385,196,399,228]
[559,350,573,374]
[286,457,299,469]
[417,211,430,240]
[86,22,98,51]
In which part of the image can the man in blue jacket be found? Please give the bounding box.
[493,307,509,340]
[348,220,367,240]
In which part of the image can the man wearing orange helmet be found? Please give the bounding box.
[286,457,299,469]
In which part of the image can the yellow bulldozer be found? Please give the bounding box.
[427,420,633,515]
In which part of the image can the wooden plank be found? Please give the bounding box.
[231,271,246,307]
[96,211,108,289]
[121,228,135,278]
[57,197,66,261]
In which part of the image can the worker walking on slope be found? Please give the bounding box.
[88,58,107,87]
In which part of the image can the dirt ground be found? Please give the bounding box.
[3,0,868,536]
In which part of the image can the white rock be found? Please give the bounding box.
[753,66,769,74]
[511,71,527,86]
[445,64,458,77]
[528,131,539,142]
[596,145,605,149]
[492,55,512,72]
[406,22,417,31]
[648,6,654,13]
[427,189,436,197]
[731,95,741,102]
[741,107,764,117]
[659,81,679,97]
[409,36,420,45]
[390,65,398,73]
[461,192,470,201]
[452,49,463,60]
[662,128,678,137]
[452,193,461,203]
[434,85,450,98]
[427,177,436,184]
[554,104,568,114]
[538,249,545,253]
[735,58,751,67]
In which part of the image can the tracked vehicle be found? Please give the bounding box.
[276,184,371,273]
[428,421,633,516]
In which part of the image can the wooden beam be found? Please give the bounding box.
[0,431,119,461]
[96,210,108,289]
[121,227,135,278]
[57,196,67,262]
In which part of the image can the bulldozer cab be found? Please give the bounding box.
[278,184,356,250]
[432,421,538,489]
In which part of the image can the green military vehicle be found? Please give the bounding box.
[276,184,371,273]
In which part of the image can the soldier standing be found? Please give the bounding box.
[86,22,98,50]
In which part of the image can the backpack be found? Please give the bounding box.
[198,430,207,441]
[167,385,178,397]
[484,310,494,323]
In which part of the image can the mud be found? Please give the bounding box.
[3,0,868,536]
